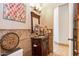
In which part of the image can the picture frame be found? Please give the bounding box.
[3,3,26,23]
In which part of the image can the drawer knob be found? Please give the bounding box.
[33,44,38,47]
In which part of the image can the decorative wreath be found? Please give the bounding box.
[1,32,19,51]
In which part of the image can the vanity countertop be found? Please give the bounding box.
[31,35,48,40]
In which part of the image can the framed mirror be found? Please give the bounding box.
[31,12,40,33]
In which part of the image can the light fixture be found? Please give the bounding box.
[30,3,41,13]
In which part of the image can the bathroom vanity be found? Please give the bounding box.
[31,36,49,56]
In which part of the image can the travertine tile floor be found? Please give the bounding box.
[48,44,69,56]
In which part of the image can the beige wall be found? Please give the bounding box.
[40,4,53,29]
[40,3,63,29]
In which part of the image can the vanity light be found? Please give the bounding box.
[38,7,41,11]
[30,3,41,12]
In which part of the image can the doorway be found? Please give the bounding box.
[53,4,69,56]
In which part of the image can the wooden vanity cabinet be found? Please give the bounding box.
[31,36,48,56]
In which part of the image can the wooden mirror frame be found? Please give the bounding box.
[31,12,40,33]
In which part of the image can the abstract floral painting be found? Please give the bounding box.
[3,3,26,22]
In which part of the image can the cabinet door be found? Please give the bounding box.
[42,39,48,56]
[32,39,42,56]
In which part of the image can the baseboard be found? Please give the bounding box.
[54,41,69,47]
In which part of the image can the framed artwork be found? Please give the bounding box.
[3,3,26,23]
